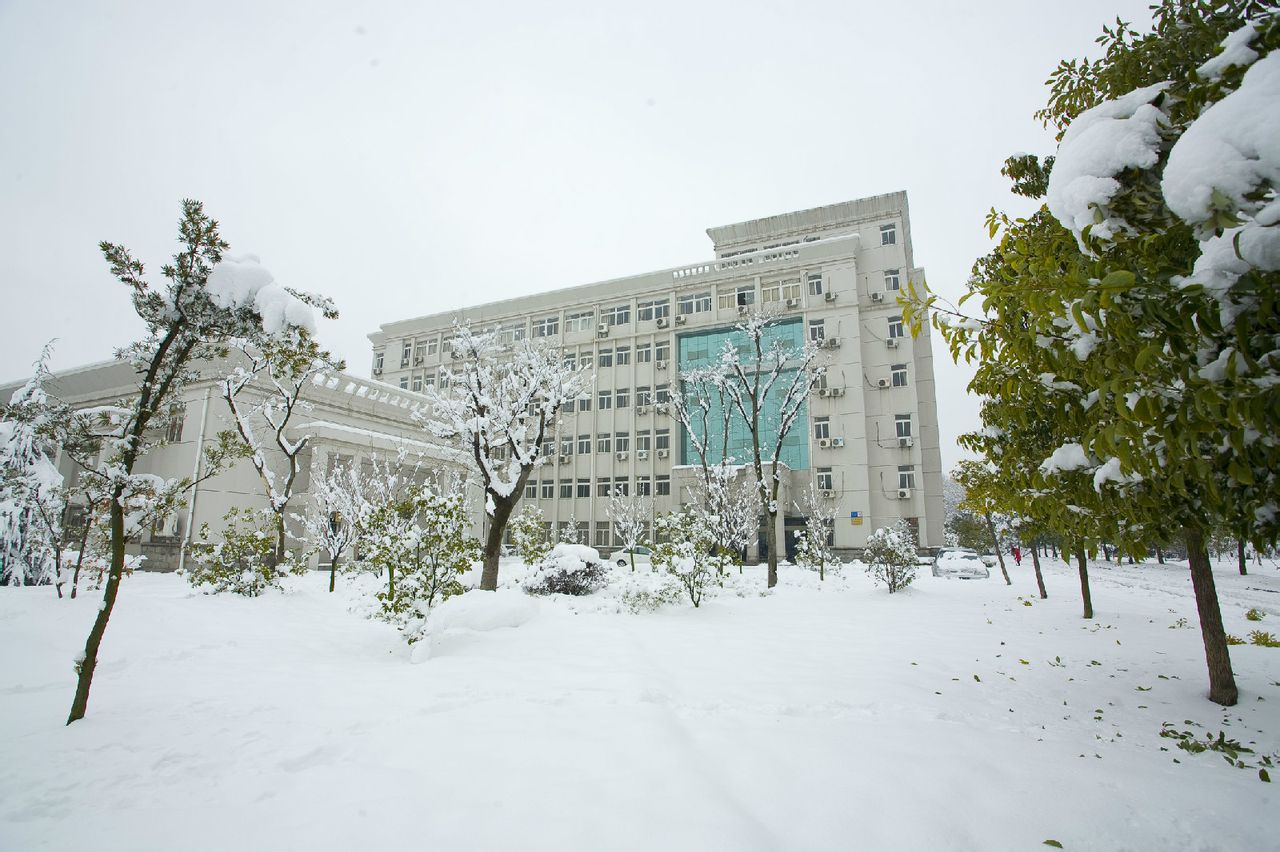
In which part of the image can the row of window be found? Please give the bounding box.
[811,414,912,441]
[566,340,672,368]
[535,430,673,458]
[810,465,916,491]
[525,476,673,500]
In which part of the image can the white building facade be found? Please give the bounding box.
[371,192,945,557]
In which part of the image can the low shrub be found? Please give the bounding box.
[525,544,609,596]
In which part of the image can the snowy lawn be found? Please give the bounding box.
[1,558,1278,851]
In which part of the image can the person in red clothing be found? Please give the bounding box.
[1013,546,1022,566]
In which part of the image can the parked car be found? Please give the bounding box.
[611,546,653,568]
[932,548,990,579]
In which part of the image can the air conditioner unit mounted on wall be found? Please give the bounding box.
[897,488,912,500]
[737,305,749,315]
[899,436,914,448]
[656,317,669,328]
[785,298,799,308]
[824,292,837,303]
[831,437,845,448]
[637,449,649,460]
[821,337,841,350]
[886,338,899,349]
[817,438,832,448]
[597,323,610,336]
[656,448,670,459]
[876,377,890,389]
[636,405,649,415]
[616,451,629,461]
[828,387,844,397]
[674,315,687,325]
[559,455,571,465]
[818,388,832,398]
[871,292,885,303]
[372,368,382,377]
[655,403,669,414]
[819,489,836,499]
[655,360,668,371]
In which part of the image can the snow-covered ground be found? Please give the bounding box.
[1,557,1277,851]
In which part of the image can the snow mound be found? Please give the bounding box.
[206,254,316,335]
[410,590,539,662]
[1040,442,1090,475]
[544,543,602,568]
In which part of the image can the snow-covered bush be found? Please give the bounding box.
[525,543,608,596]
[619,579,684,613]
[794,482,838,581]
[509,504,550,566]
[362,484,480,633]
[185,507,287,596]
[653,508,719,607]
[864,520,919,594]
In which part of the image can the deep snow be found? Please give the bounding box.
[1,557,1277,851]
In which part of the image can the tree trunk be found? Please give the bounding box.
[1031,545,1047,599]
[329,552,339,593]
[985,512,1010,585]
[1184,525,1238,706]
[764,512,779,588]
[1075,548,1093,620]
[67,492,125,724]
[480,496,516,591]
[1237,539,1247,576]
[1156,546,1164,565]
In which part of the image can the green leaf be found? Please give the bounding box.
[1099,270,1135,291]
[1261,768,1271,783]
[1044,841,1064,849]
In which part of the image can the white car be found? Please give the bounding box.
[612,546,653,568]
[932,548,990,579]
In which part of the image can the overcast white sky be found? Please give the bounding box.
[0,0,1155,473]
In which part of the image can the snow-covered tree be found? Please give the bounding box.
[557,513,582,544]
[420,325,590,590]
[66,200,326,724]
[607,488,651,572]
[793,482,837,581]
[864,520,918,594]
[221,332,342,565]
[653,507,718,607]
[0,345,69,589]
[698,310,823,588]
[290,456,363,593]
[185,507,283,596]
[509,503,550,567]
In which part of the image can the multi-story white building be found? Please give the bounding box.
[370,191,945,557]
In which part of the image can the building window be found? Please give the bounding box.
[761,282,781,303]
[896,414,913,438]
[594,523,611,548]
[563,397,577,415]
[401,342,412,368]
[809,319,825,341]
[578,434,591,454]
[559,480,573,499]
[413,341,427,365]
[677,292,711,315]
[603,304,631,326]
[636,386,652,406]
[399,377,409,390]
[524,481,538,499]
[577,479,591,498]
[616,387,630,408]
[888,316,904,339]
[891,364,908,387]
[636,431,652,451]
[655,340,671,363]
[635,343,652,363]
[638,300,670,321]
[812,369,827,390]
[880,223,897,246]
[816,467,834,491]
[532,316,560,338]
[540,480,554,499]
[597,433,612,453]
[597,478,612,498]
[441,336,454,356]
[411,374,423,392]
[566,311,594,333]
[614,346,631,366]
[541,439,556,459]
[373,352,385,373]
[720,285,755,310]
[561,438,574,456]
[165,407,185,443]
[807,272,824,296]
[884,269,901,290]
[579,393,592,412]
[655,429,670,451]
[656,475,671,496]
[898,465,916,489]
[598,348,613,368]
[579,350,595,369]
[814,417,830,440]
[655,384,670,404]
[497,323,525,344]
[613,477,629,497]
[615,432,630,452]
[597,390,612,410]
[636,478,652,496]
